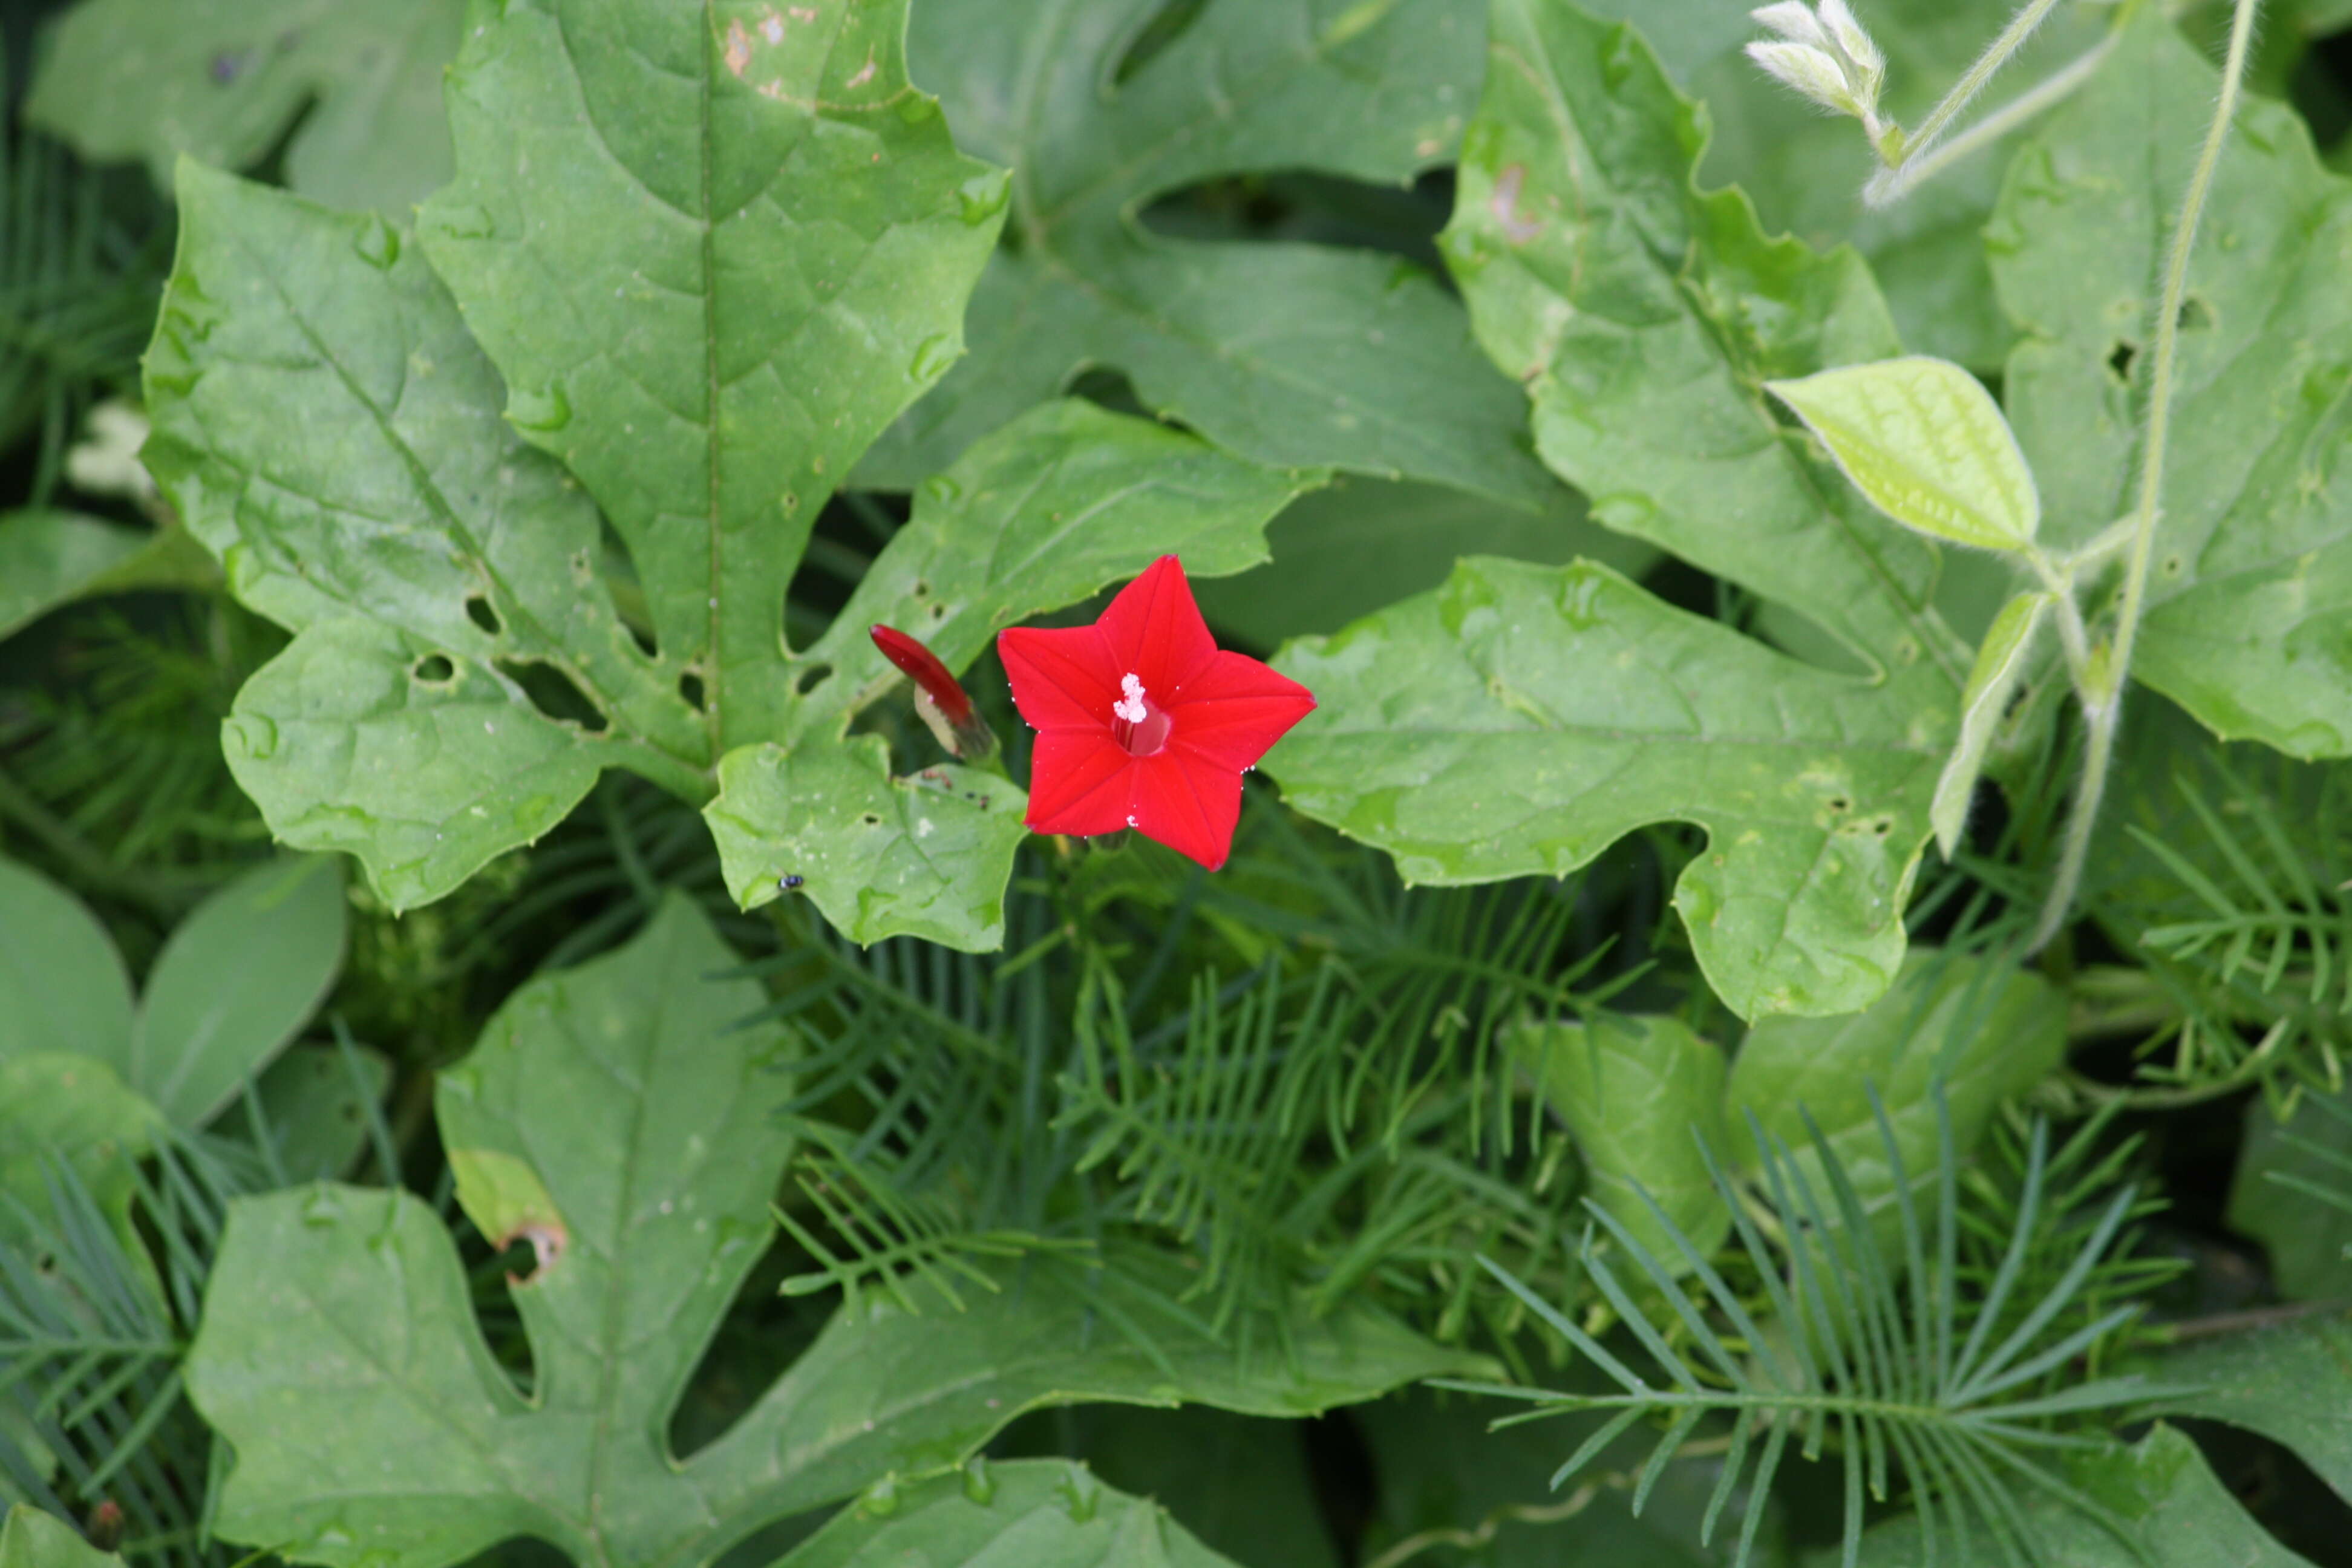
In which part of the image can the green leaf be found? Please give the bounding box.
[1992,5,2352,758]
[1766,357,2040,552]
[772,1460,1244,1568]
[1193,474,1659,648]
[0,1506,125,1568]
[1270,0,1974,1019]
[708,737,1028,946]
[188,897,1467,1568]
[2229,1080,2352,1300]
[710,397,1310,947]
[1850,1426,2316,1568]
[0,860,131,1068]
[787,400,1320,746]
[1725,949,2064,1213]
[1932,589,2051,856]
[25,0,463,216]
[1514,1014,1731,1266]
[220,621,614,913]
[1662,0,2111,371]
[862,0,1556,508]
[0,1055,162,1249]
[146,165,697,909]
[0,511,212,642]
[999,1408,1338,1568]
[1272,557,1942,1020]
[1358,1386,1788,1567]
[2142,1313,2352,1506]
[227,1042,393,1182]
[131,855,345,1129]
[415,0,1007,754]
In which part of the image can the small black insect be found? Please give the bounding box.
[777,874,805,891]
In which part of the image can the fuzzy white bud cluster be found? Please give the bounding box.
[1746,0,1898,159]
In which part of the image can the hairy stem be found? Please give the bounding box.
[1866,15,2117,207]
[1884,0,2065,169]
[2028,0,2262,952]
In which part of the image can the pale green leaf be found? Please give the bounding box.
[1766,357,2040,552]
[1514,1014,1731,1266]
[1993,6,2352,758]
[1931,589,2051,856]
[861,0,1556,508]
[1725,949,2065,1215]
[2228,1079,2352,1300]
[1272,558,1942,1020]
[416,0,1005,751]
[188,897,1471,1568]
[0,860,131,1068]
[1193,474,1659,648]
[773,1460,1243,1568]
[131,855,345,1128]
[25,0,463,216]
[1273,0,1971,1019]
[0,1506,126,1568]
[0,511,212,641]
[2142,1313,2352,1506]
[707,737,1028,947]
[1850,1426,2316,1567]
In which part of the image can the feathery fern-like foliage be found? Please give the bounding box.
[1455,1094,2179,1568]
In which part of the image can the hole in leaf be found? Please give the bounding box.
[495,658,610,733]
[794,662,832,697]
[1114,0,1209,83]
[1136,170,1454,279]
[679,671,706,711]
[1063,365,1152,420]
[1827,795,1851,814]
[2178,293,2214,331]
[412,653,456,684]
[2108,341,2138,381]
[596,518,659,658]
[466,594,503,636]
[858,812,882,827]
[2162,554,2185,578]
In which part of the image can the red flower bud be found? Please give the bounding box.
[870,624,996,760]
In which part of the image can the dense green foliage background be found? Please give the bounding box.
[4,1,2352,1566]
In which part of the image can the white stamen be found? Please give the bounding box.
[1112,671,1148,723]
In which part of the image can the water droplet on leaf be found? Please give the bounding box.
[508,384,571,432]
[957,169,1010,226]
[353,217,400,270]
[909,333,959,382]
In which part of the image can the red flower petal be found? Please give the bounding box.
[1169,649,1318,772]
[999,623,1120,733]
[1096,555,1218,691]
[1024,729,1135,837]
[1130,749,1244,871]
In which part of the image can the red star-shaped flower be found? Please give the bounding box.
[997,555,1315,871]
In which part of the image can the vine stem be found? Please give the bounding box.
[1866,0,2108,207]
[2027,0,2263,953]
[1872,0,2066,189]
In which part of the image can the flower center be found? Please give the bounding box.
[1110,671,1171,756]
